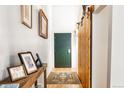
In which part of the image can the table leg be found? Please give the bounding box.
[44,69,47,88]
[35,80,38,88]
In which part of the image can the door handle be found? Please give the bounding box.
[67,49,71,54]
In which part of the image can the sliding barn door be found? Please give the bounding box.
[78,11,91,88]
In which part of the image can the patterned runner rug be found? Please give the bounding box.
[47,72,81,84]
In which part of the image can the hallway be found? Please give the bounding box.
[0,5,119,88]
[47,68,82,88]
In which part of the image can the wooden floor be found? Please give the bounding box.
[47,68,82,88]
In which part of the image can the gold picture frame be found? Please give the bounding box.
[39,9,48,39]
[21,5,32,28]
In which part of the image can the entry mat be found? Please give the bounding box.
[47,72,81,84]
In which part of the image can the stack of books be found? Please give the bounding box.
[0,84,19,88]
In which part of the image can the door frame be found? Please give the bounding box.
[54,33,72,68]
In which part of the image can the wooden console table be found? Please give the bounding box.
[0,63,47,88]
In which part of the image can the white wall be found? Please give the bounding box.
[71,31,78,71]
[52,6,81,33]
[0,5,51,82]
[110,6,124,88]
[0,6,11,80]
[92,6,111,88]
[46,6,54,76]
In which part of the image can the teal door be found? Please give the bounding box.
[54,33,71,68]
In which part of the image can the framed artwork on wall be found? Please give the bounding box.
[39,9,48,39]
[18,52,37,74]
[21,5,32,28]
[8,65,27,81]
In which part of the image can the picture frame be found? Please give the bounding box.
[18,52,37,74]
[39,9,48,39]
[8,65,27,82]
[35,53,43,68]
[21,5,32,28]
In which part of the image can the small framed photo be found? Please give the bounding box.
[21,5,32,28]
[39,9,48,39]
[8,65,27,82]
[18,52,37,74]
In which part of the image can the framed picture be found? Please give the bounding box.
[8,65,27,81]
[21,5,32,28]
[35,53,43,68]
[18,52,37,74]
[39,9,48,39]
